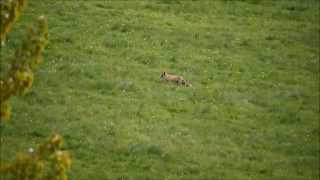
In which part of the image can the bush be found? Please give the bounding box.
[0,1,72,179]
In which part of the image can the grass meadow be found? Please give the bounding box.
[1,0,319,179]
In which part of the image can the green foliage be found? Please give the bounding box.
[0,134,72,180]
[0,0,48,121]
[0,0,27,45]
[0,1,72,180]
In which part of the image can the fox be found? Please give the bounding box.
[160,71,192,87]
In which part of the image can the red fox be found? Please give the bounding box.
[160,71,192,87]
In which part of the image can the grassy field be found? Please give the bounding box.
[1,0,319,179]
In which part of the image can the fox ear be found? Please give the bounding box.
[163,71,166,75]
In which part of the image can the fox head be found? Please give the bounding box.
[160,71,167,80]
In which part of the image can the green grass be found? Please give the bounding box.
[1,0,319,179]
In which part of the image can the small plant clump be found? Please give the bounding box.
[0,134,72,180]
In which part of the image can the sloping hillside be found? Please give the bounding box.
[1,0,319,179]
